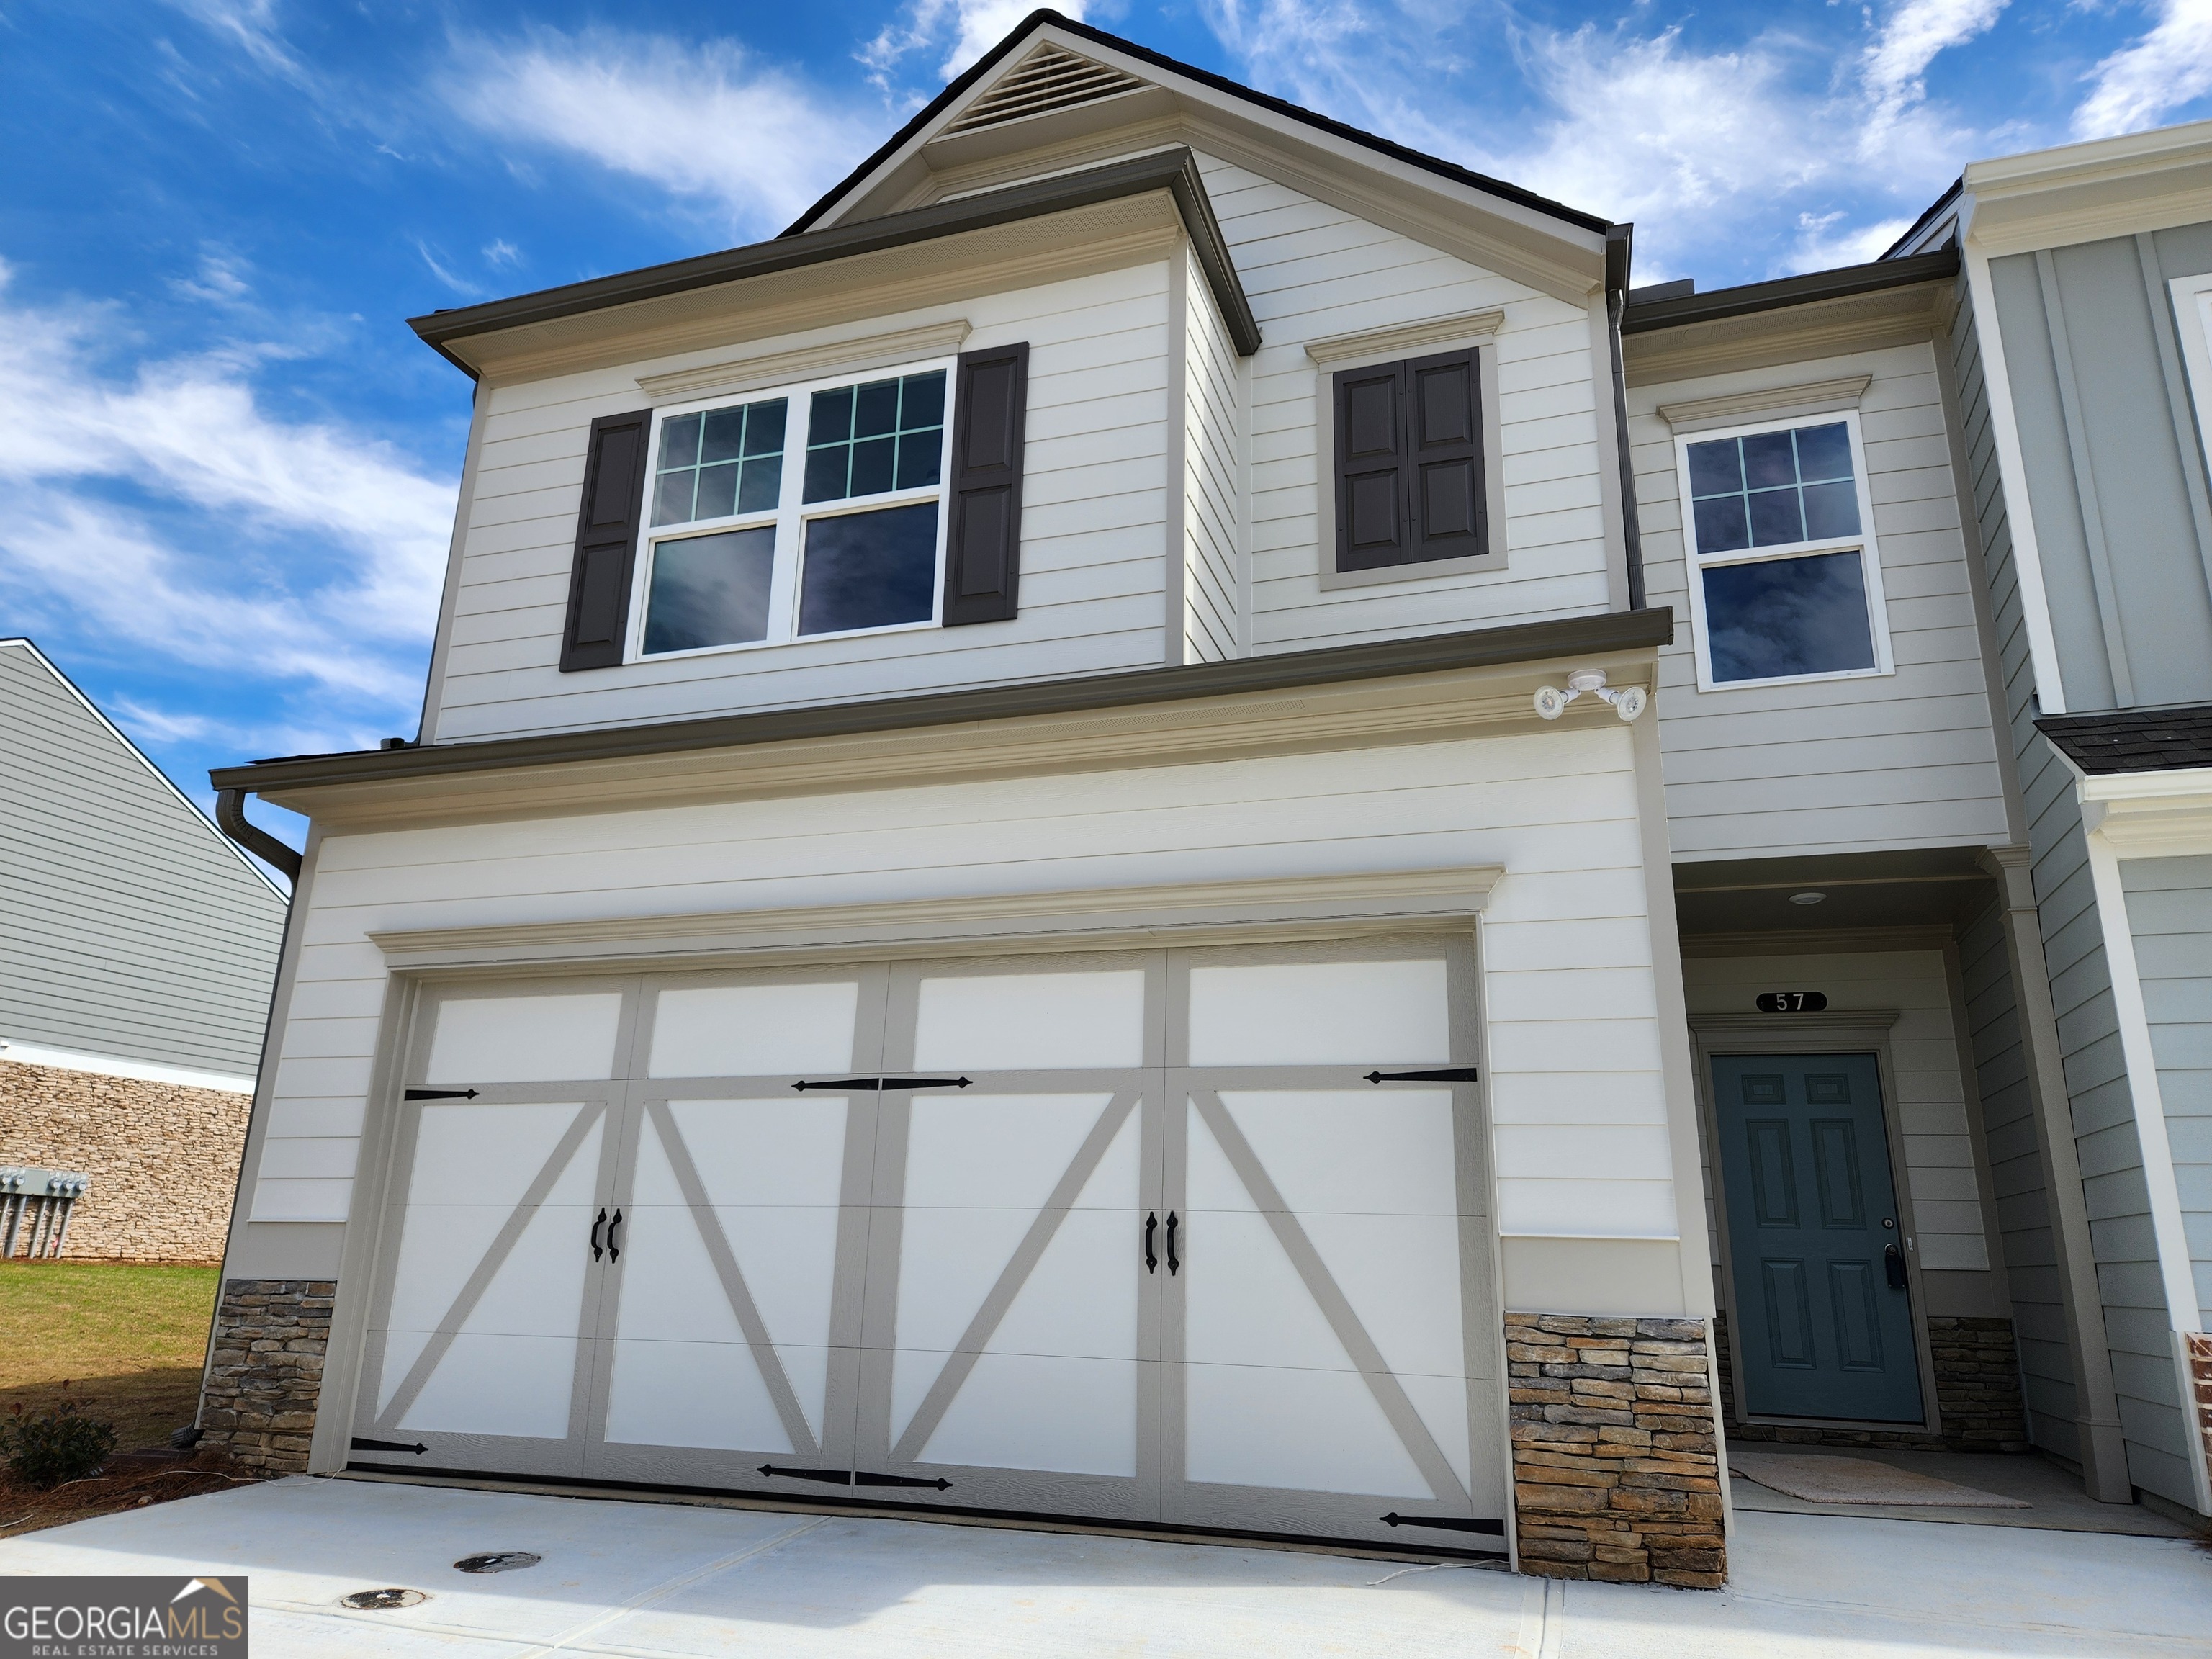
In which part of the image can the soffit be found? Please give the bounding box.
[1623,279,1954,387]
[224,611,1671,831]
[1965,122,2212,256]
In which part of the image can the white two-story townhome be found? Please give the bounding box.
[197,13,2212,1584]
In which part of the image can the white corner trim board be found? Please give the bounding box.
[2079,827,2206,1399]
[369,865,1511,971]
[1960,236,2069,714]
[0,1036,256,1094]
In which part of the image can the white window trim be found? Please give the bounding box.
[627,355,958,663]
[1671,408,1896,693]
[2169,271,2212,480]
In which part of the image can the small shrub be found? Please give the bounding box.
[4,1384,117,1490]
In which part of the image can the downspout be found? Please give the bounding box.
[215,788,302,886]
[1604,224,1647,610]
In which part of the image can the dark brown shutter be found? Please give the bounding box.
[942,343,1028,626]
[1334,351,1489,572]
[559,409,652,671]
[1334,362,1409,570]
[1406,349,1485,562]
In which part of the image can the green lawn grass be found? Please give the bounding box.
[0,1263,220,1452]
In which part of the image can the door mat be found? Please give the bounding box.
[1727,1450,2031,1507]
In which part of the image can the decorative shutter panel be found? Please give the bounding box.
[559,409,652,671]
[942,343,1029,626]
[1334,361,1410,571]
[1406,349,1485,563]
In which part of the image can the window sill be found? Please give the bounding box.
[1691,662,1895,695]
[1318,550,1509,591]
[634,617,942,667]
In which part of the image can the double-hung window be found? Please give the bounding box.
[1675,414,1893,689]
[635,361,951,658]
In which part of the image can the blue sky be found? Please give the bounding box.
[5,0,2211,847]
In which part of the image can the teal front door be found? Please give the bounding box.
[1713,1054,1923,1424]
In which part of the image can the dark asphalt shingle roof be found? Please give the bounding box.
[2036,704,2212,774]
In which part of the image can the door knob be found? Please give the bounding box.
[1884,1243,1906,1290]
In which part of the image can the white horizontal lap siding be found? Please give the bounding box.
[429,265,1176,742]
[1182,243,1241,664]
[1632,341,2010,860]
[245,727,1678,1247]
[1684,950,1994,1274]
[1190,154,1613,652]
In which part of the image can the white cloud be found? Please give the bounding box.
[482,238,521,268]
[1791,210,1915,270]
[1196,0,1988,278]
[866,0,1089,84]
[0,264,451,724]
[160,0,308,82]
[2073,0,2212,139]
[446,29,878,239]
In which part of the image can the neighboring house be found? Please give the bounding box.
[0,638,289,1262]
[193,12,2212,1581]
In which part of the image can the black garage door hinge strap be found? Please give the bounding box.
[351,1436,428,1455]
[1379,1513,1505,1534]
[1362,1068,1480,1084]
[791,1076,974,1092]
[758,1464,953,1491]
[404,1089,480,1100]
[758,1463,853,1485]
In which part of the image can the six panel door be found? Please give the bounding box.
[1713,1053,1924,1424]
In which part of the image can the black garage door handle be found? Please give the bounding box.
[1166,1211,1179,1275]
[608,1209,623,1262]
[1144,1212,1158,1274]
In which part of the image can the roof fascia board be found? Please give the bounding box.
[791,12,1608,245]
[0,637,287,894]
[214,608,1673,798]
[1622,249,1959,335]
[1960,122,2212,258]
[1622,282,1951,388]
[412,148,1258,374]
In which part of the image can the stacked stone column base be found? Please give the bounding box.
[1507,1312,1725,1588]
[198,1278,334,1473]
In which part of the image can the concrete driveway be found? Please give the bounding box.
[1,1475,2206,1656]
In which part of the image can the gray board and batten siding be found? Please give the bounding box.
[1948,292,2202,1506]
[0,640,288,1081]
[2118,855,2212,1331]
[1984,221,2212,712]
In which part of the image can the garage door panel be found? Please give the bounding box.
[600,1336,822,1455]
[1182,1362,1431,1497]
[906,1351,1142,1476]
[1205,1091,1461,1217]
[424,993,625,1084]
[646,980,866,1079]
[912,968,1149,1071]
[398,1332,583,1440]
[1184,958,1450,1067]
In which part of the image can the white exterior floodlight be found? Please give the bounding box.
[1534,668,1647,722]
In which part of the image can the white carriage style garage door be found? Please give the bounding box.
[351,939,1503,1548]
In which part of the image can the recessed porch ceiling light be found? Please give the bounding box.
[1789,891,1826,905]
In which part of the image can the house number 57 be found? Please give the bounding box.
[1755,991,1828,1012]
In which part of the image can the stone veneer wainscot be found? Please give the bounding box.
[1506,1312,1727,1587]
[198,1278,334,1474]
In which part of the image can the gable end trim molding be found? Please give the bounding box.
[636,320,975,403]
[1657,375,1874,434]
[1304,309,1505,366]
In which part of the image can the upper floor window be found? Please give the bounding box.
[637,364,953,659]
[1675,414,1893,689]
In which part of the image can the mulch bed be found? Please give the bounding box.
[0,1447,259,1539]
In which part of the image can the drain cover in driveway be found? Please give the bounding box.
[454,1552,541,1574]
[341,1588,427,1609]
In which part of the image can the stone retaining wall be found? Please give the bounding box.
[0,1058,248,1262]
[198,1278,333,1473]
[2187,1333,2211,1500]
[1506,1312,1727,1587]
[1714,1310,2028,1451]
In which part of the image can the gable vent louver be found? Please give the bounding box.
[940,43,1148,135]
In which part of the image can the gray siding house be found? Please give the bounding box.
[1,637,289,1260]
[197,13,2212,1581]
